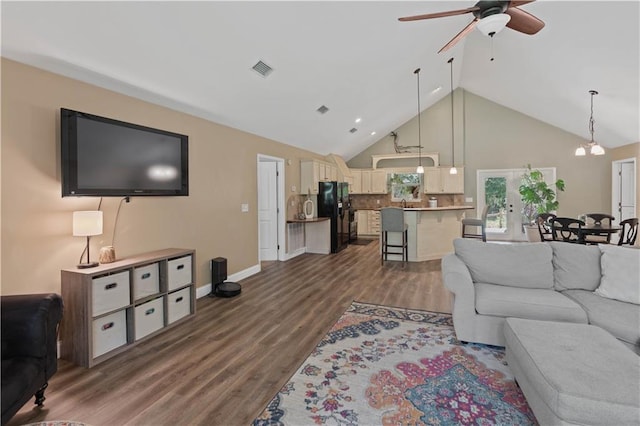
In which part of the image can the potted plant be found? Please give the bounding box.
[519,164,565,241]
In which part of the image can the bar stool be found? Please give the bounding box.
[380,207,408,266]
[462,205,488,242]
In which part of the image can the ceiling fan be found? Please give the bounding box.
[399,1,545,53]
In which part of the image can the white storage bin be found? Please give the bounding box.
[167,287,192,324]
[134,297,164,340]
[167,255,192,291]
[93,310,127,358]
[133,263,160,300]
[92,271,130,317]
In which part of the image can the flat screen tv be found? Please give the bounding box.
[61,108,189,197]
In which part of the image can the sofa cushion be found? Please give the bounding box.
[453,238,554,289]
[595,244,640,305]
[562,289,640,348]
[475,283,588,323]
[549,241,601,291]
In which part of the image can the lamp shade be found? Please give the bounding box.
[590,144,605,155]
[476,13,511,36]
[73,211,103,237]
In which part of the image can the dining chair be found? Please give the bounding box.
[535,213,556,242]
[618,218,638,246]
[551,217,585,243]
[461,205,489,242]
[584,213,616,244]
[380,207,408,266]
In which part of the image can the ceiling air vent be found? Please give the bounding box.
[349,128,358,133]
[252,60,273,78]
[316,105,329,114]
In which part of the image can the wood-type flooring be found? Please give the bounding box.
[8,239,452,426]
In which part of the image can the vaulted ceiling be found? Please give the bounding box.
[2,1,638,160]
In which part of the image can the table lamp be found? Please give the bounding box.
[73,210,103,269]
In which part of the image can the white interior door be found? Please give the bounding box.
[612,158,637,223]
[258,161,278,261]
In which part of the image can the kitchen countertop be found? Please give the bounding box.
[370,206,474,211]
[287,217,330,223]
[402,206,474,211]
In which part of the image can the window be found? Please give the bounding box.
[389,173,422,202]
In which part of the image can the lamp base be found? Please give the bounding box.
[77,262,99,269]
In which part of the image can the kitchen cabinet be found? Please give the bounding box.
[424,167,465,194]
[350,169,388,194]
[301,159,337,195]
[357,210,380,236]
[60,248,196,368]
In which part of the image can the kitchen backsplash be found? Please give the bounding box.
[349,193,465,210]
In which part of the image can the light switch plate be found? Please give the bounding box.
[465,197,473,203]
[291,185,296,192]
[241,203,249,212]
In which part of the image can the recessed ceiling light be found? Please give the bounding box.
[355,118,362,123]
[349,128,358,133]
[370,131,376,136]
[431,87,442,94]
[316,105,329,114]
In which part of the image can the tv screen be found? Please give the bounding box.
[61,108,189,197]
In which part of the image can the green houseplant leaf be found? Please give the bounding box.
[519,164,565,225]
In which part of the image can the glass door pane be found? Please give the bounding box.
[484,177,508,234]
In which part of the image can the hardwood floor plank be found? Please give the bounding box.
[7,240,452,426]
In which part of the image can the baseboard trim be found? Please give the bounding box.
[282,248,305,261]
[195,263,261,299]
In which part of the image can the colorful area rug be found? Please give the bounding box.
[254,302,536,425]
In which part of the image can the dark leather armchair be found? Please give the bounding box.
[1,294,63,425]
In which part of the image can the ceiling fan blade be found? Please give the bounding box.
[505,7,545,34]
[509,0,535,7]
[438,19,478,53]
[399,6,479,22]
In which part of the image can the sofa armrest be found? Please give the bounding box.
[442,253,476,313]
[1,294,63,377]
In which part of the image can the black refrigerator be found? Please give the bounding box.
[317,181,349,253]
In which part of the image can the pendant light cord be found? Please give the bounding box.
[589,90,596,143]
[449,58,455,168]
[415,68,422,168]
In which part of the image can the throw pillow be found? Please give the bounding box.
[453,238,554,289]
[550,242,601,291]
[595,244,640,305]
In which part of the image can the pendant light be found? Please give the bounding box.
[414,68,424,174]
[575,90,605,156]
[448,58,458,175]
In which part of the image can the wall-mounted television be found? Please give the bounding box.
[61,108,189,197]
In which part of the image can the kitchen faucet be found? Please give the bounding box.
[401,199,407,208]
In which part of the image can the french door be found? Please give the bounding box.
[477,168,557,241]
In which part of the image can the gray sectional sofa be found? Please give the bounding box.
[442,238,640,354]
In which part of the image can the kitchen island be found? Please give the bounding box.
[383,206,474,262]
[286,217,331,255]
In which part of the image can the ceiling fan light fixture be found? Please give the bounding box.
[449,167,458,175]
[476,13,511,36]
[575,146,586,156]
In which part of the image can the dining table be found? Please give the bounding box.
[569,223,622,244]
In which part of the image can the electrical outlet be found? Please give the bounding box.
[376,199,380,204]
[291,185,296,192]
[241,203,249,212]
